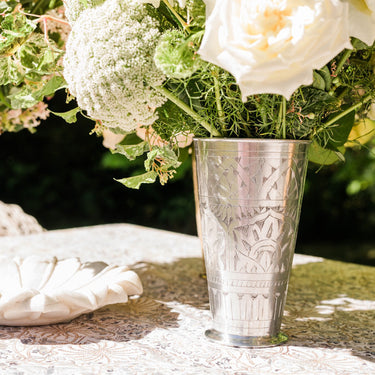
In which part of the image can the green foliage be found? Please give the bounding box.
[154,29,203,79]
[0,12,36,57]
[308,141,344,165]
[313,66,332,91]
[115,146,182,189]
[145,146,181,171]
[153,98,204,140]
[114,140,149,161]
[8,75,65,109]
[116,171,158,189]
[185,0,206,29]
[326,108,356,149]
[154,42,373,150]
[0,0,66,133]
[0,58,23,86]
[51,106,81,123]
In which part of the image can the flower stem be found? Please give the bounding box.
[282,97,286,138]
[155,85,222,137]
[161,0,190,33]
[213,69,226,134]
[31,0,47,14]
[276,97,287,139]
[324,94,372,128]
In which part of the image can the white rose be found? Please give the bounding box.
[344,0,375,45]
[199,0,352,100]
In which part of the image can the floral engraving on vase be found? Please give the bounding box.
[232,206,299,274]
[200,154,306,203]
[200,200,301,336]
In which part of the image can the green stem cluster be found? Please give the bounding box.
[335,49,352,75]
[324,94,372,128]
[155,85,222,137]
[276,97,287,139]
[161,0,190,33]
[213,68,226,134]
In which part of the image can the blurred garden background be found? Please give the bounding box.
[1,90,375,266]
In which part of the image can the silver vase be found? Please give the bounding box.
[193,138,310,347]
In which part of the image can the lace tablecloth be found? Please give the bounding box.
[0,223,374,374]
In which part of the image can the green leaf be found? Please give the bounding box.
[18,34,63,76]
[7,75,66,109]
[308,141,345,165]
[0,57,23,85]
[120,132,143,144]
[345,118,375,146]
[319,65,332,91]
[113,141,149,160]
[327,108,355,149]
[38,48,63,72]
[145,147,181,171]
[0,14,36,57]
[32,75,66,101]
[51,107,81,123]
[115,171,158,189]
[18,36,43,69]
[312,71,326,90]
[8,86,38,108]
[154,30,203,79]
[351,37,369,50]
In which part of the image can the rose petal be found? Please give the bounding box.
[199,0,352,100]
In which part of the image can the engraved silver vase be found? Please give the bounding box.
[193,138,310,347]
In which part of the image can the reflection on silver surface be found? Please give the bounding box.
[194,138,310,347]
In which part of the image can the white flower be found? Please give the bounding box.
[63,0,105,25]
[343,0,375,45]
[63,0,166,132]
[199,0,352,100]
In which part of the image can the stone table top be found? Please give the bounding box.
[0,223,373,374]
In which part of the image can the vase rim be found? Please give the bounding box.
[193,138,311,144]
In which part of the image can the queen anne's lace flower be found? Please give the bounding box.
[63,0,166,132]
[63,0,105,25]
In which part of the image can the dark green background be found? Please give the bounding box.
[1,91,374,266]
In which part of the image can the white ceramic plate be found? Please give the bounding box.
[0,256,143,326]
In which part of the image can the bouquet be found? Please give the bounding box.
[3,0,375,188]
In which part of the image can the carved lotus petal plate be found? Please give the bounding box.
[0,256,143,326]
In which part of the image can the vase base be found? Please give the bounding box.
[205,329,288,348]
